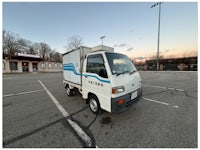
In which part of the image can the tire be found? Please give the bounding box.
[66,85,73,96]
[89,94,102,114]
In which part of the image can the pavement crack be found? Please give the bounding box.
[69,106,89,117]
[3,103,13,107]
[3,117,64,147]
[143,90,168,96]
[143,89,196,99]
[86,115,98,129]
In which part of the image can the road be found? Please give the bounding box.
[3,71,197,148]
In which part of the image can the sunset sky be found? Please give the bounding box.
[3,2,198,59]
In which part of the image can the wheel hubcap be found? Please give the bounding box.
[90,98,98,112]
[67,87,70,95]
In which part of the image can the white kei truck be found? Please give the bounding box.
[63,45,142,114]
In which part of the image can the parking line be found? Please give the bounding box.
[3,90,44,98]
[3,94,15,97]
[142,84,185,92]
[143,97,179,109]
[176,89,185,92]
[38,80,94,148]
[142,84,166,89]
[3,78,13,80]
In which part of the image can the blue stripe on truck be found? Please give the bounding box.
[63,64,110,84]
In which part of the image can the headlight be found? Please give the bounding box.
[112,86,125,94]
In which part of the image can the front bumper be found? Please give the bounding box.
[111,88,143,113]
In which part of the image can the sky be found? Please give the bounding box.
[2,2,198,59]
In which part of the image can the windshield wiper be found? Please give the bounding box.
[116,71,130,76]
[129,70,137,75]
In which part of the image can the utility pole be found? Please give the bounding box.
[100,36,105,45]
[151,2,163,71]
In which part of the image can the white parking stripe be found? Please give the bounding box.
[142,84,185,92]
[143,97,169,105]
[3,90,44,98]
[3,94,15,97]
[143,97,179,108]
[168,88,175,90]
[142,84,166,89]
[176,89,185,92]
[38,80,93,147]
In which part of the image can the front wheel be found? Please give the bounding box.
[89,95,102,114]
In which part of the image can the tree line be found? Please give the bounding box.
[3,30,62,62]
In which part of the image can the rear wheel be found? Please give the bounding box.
[89,94,102,114]
[66,85,73,96]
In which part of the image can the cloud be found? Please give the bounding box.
[137,36,143,41]
[164,49,170,53]
[135,57,145,60]
[118,44,127,47]
[113,43,127,47]
[127,47,133,51]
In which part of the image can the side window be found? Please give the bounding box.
[59,64,62,69]
[9,61,18,70]
[86,54,108,78]
[3,62,5,70]
[48,63,52,69]
[54,64,58,69]
[41,63,46,69]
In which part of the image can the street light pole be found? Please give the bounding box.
[151,2,163,71]
[100,36,105,45]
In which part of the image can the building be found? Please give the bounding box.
[134,57,197,71]
[3,53,62,73]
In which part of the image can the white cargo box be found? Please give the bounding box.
[92,45,114,52]
[63,46,91,85]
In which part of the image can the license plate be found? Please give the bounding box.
[131,91,137,100]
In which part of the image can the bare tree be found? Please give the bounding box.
[38,42,51,60]
[52,51,62,62]
[147,53,157,60]
[65,35,83,51]
[2,30,7,53]
[17,38,32,53]
[28,43,40,55]
[182,50,198,58]
[3,30,63,62]
[46,49,62,62]
[48,49,55,61]
[3,30,35,55]
[190,50,198,57]
[3,30,21,55]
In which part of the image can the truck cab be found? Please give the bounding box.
[63,45,142,114]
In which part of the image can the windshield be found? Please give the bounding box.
[105,52,137,75]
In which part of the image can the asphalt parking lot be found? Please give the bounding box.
[3,71,197,148]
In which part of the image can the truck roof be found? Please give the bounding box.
[62,45,114,56]
[62,46,91,56]
[87,50,116,56]
[91,45,114,52]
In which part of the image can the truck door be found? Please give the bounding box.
[82,54,112,112]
